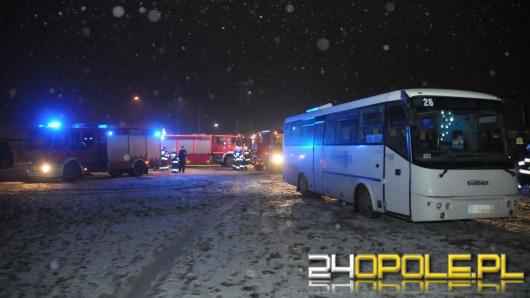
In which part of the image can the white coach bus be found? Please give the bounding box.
[283,89,520,222]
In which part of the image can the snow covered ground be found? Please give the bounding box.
[0,166,529,297]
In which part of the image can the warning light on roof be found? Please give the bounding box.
[48,121,61,128]
[305,103,332,113]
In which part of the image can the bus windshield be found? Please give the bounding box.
[409,96,512,169]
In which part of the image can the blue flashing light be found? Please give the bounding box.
[48,121,61,128]
[98,124,108,129]
[154,131,161,137]
[306,103,333,113]
[107,131,114,136]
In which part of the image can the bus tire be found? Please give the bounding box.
[63,163,80,182]
[358,187,381,219]
[130,161,146,177]
[298,174,311,197]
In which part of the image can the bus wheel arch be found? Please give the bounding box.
[355,184,381,219]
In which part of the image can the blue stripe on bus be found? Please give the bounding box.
[321,170,382,182]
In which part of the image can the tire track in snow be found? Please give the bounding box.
[120,195,239,298]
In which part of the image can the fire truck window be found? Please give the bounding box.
[82,133,95,148]
[232,137,241,146]
[216,138,227,146]
[70,133,82,149]
[52,132,68,149]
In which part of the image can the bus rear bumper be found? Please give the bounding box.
[410,194,520,222]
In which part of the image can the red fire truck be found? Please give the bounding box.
[26,122,160,181]
[162,134,243,167]
[250,130,283,171]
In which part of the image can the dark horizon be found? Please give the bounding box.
[2,1,530,135]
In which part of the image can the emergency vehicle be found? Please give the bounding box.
[162,134,243,167]
[250,130,283,171]
[26,122,160,181]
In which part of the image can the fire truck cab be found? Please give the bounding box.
[251,130,283,171]
[26,123,158,181]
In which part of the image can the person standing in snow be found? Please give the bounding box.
[170,149,179,174]
[160,147,169,170]
[178,145,187,173]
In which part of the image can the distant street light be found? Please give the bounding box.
[131,96,140,128]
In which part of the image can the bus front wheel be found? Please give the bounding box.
[358,188,381,219]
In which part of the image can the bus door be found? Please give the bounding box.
[312,117,325,193]
[383,104,411,217]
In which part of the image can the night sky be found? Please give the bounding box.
[1,1,529,134]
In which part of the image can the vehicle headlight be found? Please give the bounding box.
[271,154,283,165]
[41,164,51,173]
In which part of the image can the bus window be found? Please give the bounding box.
[360,104,384,144]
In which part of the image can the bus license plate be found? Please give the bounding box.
[468,204,494,214]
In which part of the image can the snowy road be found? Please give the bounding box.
[0,166,529,297]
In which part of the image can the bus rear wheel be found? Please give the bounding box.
[298,175,311,197]
[358,188,381,219]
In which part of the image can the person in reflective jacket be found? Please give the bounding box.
[160,147,169,170]
[232,146,245,171]
[170,149,179,174]
[517,144,530,189]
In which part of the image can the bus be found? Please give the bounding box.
[283,89,520,222]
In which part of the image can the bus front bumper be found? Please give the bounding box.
[411,194,520,222]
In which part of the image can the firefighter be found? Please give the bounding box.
[232,146,243,170]
[242,146,250,170]
[178,145,187,173]
[170,148,179,174]
[160,146,169,170]
[517,144,530,190]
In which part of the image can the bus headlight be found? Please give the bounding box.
[41,164,51,173]
[271,153,283,165]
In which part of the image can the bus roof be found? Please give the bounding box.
[285,88,501,122]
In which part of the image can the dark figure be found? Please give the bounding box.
[170,149,179,174]
[178,146,187,173]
